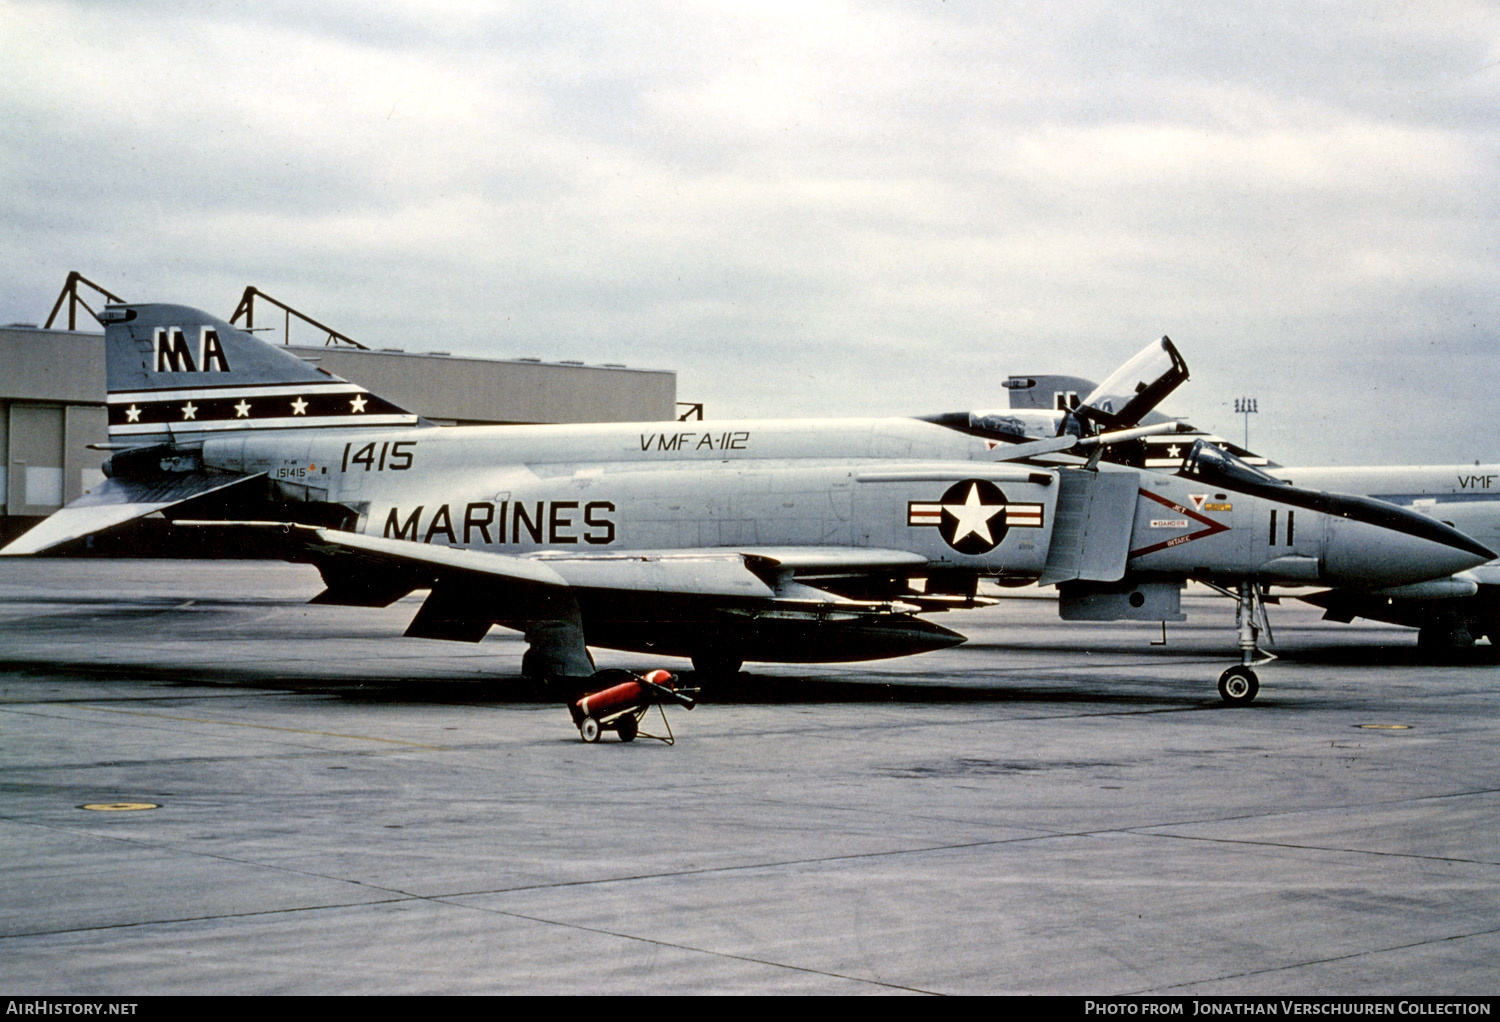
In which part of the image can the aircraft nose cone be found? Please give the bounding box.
[1323,501,1495,588]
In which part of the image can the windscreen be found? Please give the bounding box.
[1180,439,1286,488]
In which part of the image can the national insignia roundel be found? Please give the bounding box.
[906,479,1044,555]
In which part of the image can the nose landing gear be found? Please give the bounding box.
[1207,580,1275,706]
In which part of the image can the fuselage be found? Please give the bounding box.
[209,416,1059,579]
[198,416,1492,591]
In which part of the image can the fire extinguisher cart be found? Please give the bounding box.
[567,669,697,744]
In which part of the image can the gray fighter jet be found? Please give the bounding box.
[3,305,1491,706]
[1003,374,1500,654]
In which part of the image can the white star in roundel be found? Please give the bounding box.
[181,401,198,420]
[1167,444,1182,459]
[943,483,1004,546]
[349,394,367,413]
[125,404,142,423]
[290,397,308,415]
[234,400,252,418]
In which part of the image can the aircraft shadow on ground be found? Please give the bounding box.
[1250,644,1498,667]
[0,636,1490,709]
[963,635,1498,668]
[0,655,1312,710]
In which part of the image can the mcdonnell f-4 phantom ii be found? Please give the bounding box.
[2,304,1493,708]
[1004,374,1500,656]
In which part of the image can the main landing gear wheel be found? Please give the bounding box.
[579,717,601,743]
[691,653,743,680]
[521,649,542,680]
[616,715,638,743]
[1217,666,1259,706]
[1417,623,1475,650]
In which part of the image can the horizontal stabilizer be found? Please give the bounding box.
[0,471,262,556]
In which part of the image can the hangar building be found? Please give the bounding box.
[1,311,678,545]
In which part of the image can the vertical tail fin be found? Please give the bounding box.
[103,303,417,445]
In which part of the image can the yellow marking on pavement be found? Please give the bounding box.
[79,802,161,811]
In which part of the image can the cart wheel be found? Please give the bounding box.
[616,716,638,743]
[580,717,601,743]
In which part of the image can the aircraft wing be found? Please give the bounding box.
[171,523,949,669]
[308,529,775,597]
[0,471,264,556]
[177,523,930,604]
[299,528,928,599]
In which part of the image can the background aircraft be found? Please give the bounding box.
[3,305,1491,705]
[1003,374,1500,651]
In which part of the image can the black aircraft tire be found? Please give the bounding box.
[521,649,545,680]
[580,717,601,743]
[617,716,638,743]
[691,653,743,680]
[1418,624,1475,649]
[1217,666,1259,706]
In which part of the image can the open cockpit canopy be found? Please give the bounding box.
[1074,336,1189,430]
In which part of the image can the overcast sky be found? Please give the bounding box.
[3,1,1497,464]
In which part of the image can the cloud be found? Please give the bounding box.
[2,1,1498,463]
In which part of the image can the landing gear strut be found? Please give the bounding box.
[1215,581,1273,706]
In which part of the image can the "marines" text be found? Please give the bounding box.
[383,501,616,546]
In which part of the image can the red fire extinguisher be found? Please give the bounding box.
[568,669,695,743]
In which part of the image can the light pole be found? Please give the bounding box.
[1233,397,1258,450]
